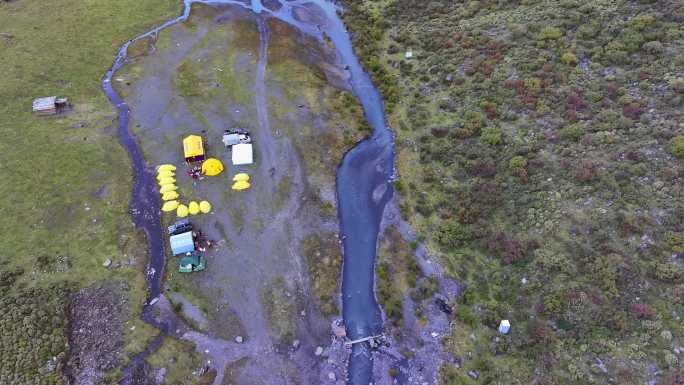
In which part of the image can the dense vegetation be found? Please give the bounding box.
[343,0,684,383]
[0,283,70,385]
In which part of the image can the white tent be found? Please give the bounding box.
[498,320,510,334]
[232,143,253,165]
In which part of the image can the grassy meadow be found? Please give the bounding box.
[0,0,180,383]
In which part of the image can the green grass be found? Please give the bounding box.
[261,276,297,345]
[0,0,181,382]
[146,336,214,385]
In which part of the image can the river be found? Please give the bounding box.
[104,1,394,384]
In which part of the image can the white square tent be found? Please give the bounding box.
[170,231,194,256]
[232,143,253,165]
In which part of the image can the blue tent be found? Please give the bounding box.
[170,231,194,255]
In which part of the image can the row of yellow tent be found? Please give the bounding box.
[157,164,180,201]
[161,200,212,217]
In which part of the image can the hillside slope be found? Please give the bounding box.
[342,1,684,383]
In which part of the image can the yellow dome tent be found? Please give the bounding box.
[199,201,211,213]
[157,170,175,179]
[201,158,224,176]
[162,191,179,201]
[158,177,176,186]
[159,184,178,194]
[188,201,200,215]
[176,204,189,218]
[232,173,250,182]
[161,200,179,212]
[157,164,176,172]
[232,180,251,190]
[183,135,205,162]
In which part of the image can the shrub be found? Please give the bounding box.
[460,110,484,137]
[560,123,585,141]
[669,135,684,158]
[509,155,527,170]
[669,78,684,93]
[539,26,562,40]
[435,219,472,249]
[561,52,578,66]
[480,126,503,145]
[629,303,655,319]
[642,41,664,54]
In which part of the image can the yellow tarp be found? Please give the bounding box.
[157,164,176,172]
[188,201,200,215]
[183,135,204,160]
[233,173,250,182]
[159,184,177,194]
[176,204,189,218]
[157,170,175,179]
[232,180,251,190]
[158,177,176,186]
[162,191,179,201]
[161,200,179,212]
[199,201,211,213]
[201,158,224,176]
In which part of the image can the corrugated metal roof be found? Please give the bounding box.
[32,96,57,111]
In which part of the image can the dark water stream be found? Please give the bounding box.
[105,1,393,383]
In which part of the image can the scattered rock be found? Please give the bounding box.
[315,346,324,356]
[332,319,346,338]
[235,336,243,344]
[102,258,112,268]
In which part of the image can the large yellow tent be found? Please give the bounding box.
[157,164,176,172]
[188,201,200,215]
[199,201,211,213]
[232,180,251,190]
[158,177,176,186]
[233,173,250,182]
[201,158,224,176]
[176,204,189,218]
[183,135,205,162]
[161,200,179,212]
[159,184,178,194]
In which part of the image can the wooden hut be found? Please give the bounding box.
[32,96,69,116]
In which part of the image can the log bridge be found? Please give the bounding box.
[344,334,383,348]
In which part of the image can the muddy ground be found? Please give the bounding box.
[114,4,365,384]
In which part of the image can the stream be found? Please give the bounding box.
[104,1,394,384]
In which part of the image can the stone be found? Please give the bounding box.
[468,370,480,380]
[103,258,112,268]
[315,346,324,356]
[292,339,300,350]
[332,319,346,338]
[235,336,243,344]
[328,372,336,381]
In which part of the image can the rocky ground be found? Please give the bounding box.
[64,282,130,385]
[111,3,367,384]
